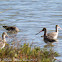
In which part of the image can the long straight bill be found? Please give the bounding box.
[36,30,42,35]
[59,26,62,30]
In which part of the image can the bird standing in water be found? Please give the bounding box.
[0,32,8,49]
[3,26,19,33]
[36,25,62,43]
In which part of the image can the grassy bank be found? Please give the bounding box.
[0,43,59,62]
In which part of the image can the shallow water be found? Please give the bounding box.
[0,0,62,61]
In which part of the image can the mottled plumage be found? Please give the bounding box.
[3,26,19,33]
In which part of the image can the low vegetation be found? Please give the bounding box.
[0,43,60,62]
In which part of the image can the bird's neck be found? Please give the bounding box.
[44,30,47,36]
[56,26,58,33]
[2,35,6,42]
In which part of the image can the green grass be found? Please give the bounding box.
[0,43,60,62]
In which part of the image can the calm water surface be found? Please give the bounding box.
[0,0,62,61]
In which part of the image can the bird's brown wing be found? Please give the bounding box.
[47,32,58,39]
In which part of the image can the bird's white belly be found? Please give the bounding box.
[53,35,58,39]
[53,36,57,39]
[1,43,5,49]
